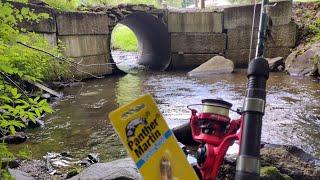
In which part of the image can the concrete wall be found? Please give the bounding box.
[169,0,296,69]
[13,0,296,77]
[56,12,111,79]
[11,1,112,79]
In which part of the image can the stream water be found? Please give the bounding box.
[10,70,320,162]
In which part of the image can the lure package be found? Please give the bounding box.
[108,94,198,180]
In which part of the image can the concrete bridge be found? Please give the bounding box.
[12,0,296,79]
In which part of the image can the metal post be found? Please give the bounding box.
[200,0,205,9]
[235,0,270,179]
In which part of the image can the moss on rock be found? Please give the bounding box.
[260,166,292,180]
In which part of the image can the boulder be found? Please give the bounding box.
[70,158,142,180]
[266,57,285,72]
[188,56,234,77]
[27,119,45,128]
[0,132,27,144]
[285,42,320,76]
[8,168,34,180]
[260,145,320,179]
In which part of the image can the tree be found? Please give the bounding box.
[0,1,66,177]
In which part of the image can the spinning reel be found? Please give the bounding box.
[187,99,243,179]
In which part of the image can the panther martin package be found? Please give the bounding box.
[108,94,198,180]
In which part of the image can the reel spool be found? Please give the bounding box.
[199,99,232,137]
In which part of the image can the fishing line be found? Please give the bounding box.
[248,0,258,63]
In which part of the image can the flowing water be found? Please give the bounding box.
[10,70,320,162]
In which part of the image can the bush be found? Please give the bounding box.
[43,0,78,11]
[0,1,65,177]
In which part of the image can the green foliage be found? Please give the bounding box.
[0,1,61,178]
[0,143,15,180]
[308,17,320,42]
[0,2,67,82]
[0,85,52,135]
[43,0,78,11]
[0,143,14,161]
[85,0,160,7]
[111,24,138,52]
[84,0,192,8]
[260,166,292,180]
[16,146,32,159]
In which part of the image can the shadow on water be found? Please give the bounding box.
[9,70,320,161]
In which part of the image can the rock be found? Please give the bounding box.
[1,159,21,169]
[15,160,56,179]
[79,159,92,167]
[70,158,142,180]
[188,56,234,77]
[60,151,72,157]
[285,42,320,76]
[8,159,21,168]
[266,57,285,72]
[8,168,34,180]
[318,61,320,76]
[80,153,100,167]
[27,119,44,128]
[260,145,320,179]
[87,153,100,163]
[66,169,79,179]
[0,132,27,144]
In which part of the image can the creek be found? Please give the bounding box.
[9,70,320,162]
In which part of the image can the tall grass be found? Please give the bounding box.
[111,24,138,52]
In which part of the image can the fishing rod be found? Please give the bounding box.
[183,1,273,179]
[235,0,270,179]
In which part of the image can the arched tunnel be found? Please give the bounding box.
[113,12,171,71]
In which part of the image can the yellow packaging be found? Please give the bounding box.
[108,94,198,180]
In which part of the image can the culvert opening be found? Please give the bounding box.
[111,13,171,73]
[111,24,142,73]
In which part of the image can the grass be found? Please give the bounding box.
[111,24,138,52]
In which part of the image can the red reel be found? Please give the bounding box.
[188,99,243,179]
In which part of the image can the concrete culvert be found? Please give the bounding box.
[111,12,170,72]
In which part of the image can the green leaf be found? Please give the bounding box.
[10,88,18,97]
[9,125,16,135]
[35,109,41,117]
[34,96,40,102]
[20,7,29,17]
[0,95,13,103]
